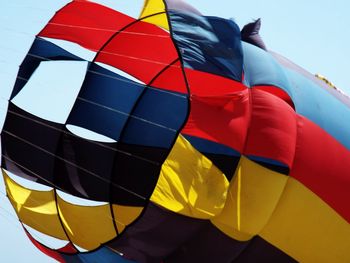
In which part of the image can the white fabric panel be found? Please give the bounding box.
[11,60,88,124]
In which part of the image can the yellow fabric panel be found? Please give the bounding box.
[2,169,67,240]
[150,135,229,219]
[211,157,288,241]
[260,177,350,263]
[57,196,116,250]
[139,0,169,30]
[112,205,143,233]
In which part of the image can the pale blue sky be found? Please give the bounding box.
[0,0,349,262]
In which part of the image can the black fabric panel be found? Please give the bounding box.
[241,18,267,51]
[203,153,240,181]
[165,223,249,263]
[1,103,61,184]
[2,103,118,202]
[253,160,290,175]
[54,129,114,201]
[110,143,167,206]
[234,236,297,263]
[107,203,208,263]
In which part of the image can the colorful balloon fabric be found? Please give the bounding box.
[1,0,350,262]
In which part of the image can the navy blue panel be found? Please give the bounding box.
[121,87,188,148]
[75,247,135,263]
[11,37,83,99]
[67,63,145,141]
[169,11,243,81]
[248,155,290,175]
[183,135,240,180]
[183,135,240,156]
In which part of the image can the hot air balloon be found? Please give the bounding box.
[1,0,350,262]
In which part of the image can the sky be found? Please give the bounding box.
[0,0,349,262]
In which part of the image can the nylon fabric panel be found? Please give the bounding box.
[112,205,143,233]
[25,227,135,263]
[3,170,67,240]
[182,89,249,153]
[11,37,83,100]
[24,228,67,263]
[110,144,167,206]
[184,68,246,96]
[150,135,229,219]
[211,157,288,241]
[234,236,297,263]
[244,89,297,168]
[57,195,116,251]
[169,11,243,81]
[165,0,202,15]
[290,115,350,222]
[284,68,350,151]
[120,87,188,148]
[139,0,169,30]
[151,60,188,94]
[164,222,249,263]
[53,129,113,202]
[242,42,291,93]
[107,203,208,263]
[66,63,145,141]
[243,43,350,151]
[1,103,61,185]
[260,177,350,263]
[95,20,178,84]
[253,85,295,109]
[38,1,135,51]
[183,135,240,180]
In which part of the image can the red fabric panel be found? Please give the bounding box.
[24,227,67,262]
[96,21,178,84]
[182,89,250,152]
[151,60,188,94]
[244,89,297,167]
[58,242,78,254]
[38,1,135,51]
[253,85,295,109]
[290,115,350,223]
[185,68,246,96]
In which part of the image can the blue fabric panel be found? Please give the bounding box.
[67,63,145,141]
[183,135,240,156]
[63,247,135,263]
[11,37,83,99]
[243,42,350,150]
[283,68,350,150]
[121,88,188,148]
[242,42,292,94]
[169,11,243,81]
